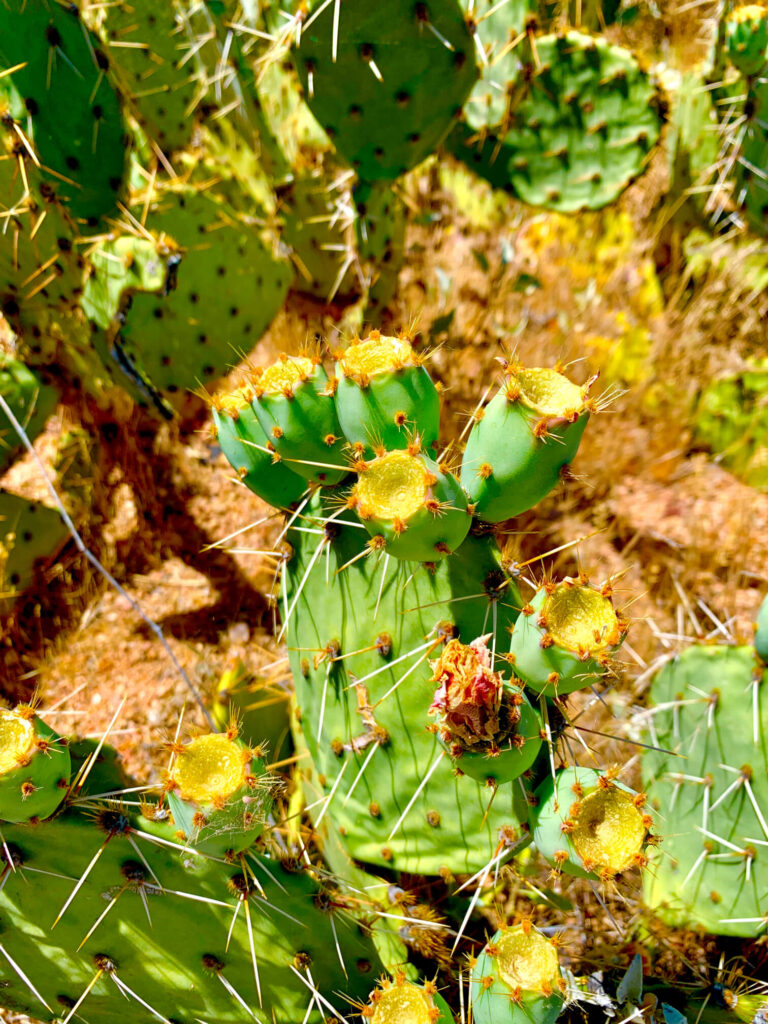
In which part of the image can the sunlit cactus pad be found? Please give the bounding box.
[642,644,768,936]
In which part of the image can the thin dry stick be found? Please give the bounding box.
[0,393,215,729]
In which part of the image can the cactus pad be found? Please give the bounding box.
[450,31,662,212]
[0,355,58,475]
[0,0,127,222]
[294,0,478,182]
[116,190,292,399]
[643,644,768,937]
[286,493,526,875]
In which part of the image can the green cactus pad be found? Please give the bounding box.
[508,578,625,696]
[736,77,768,233]
[0,804,383,1022]
[532,765,651,879]
[116,190,292,399]
[335,332,440,455]
[429,636,542,784]
[99,0,199,153]
[166,733,275,857]
[0,355,58,475]
[449,31,662,212]
[213,392,308,508]
[351,449,471,562]
[461,366,590,522]
[726,5,768,76]
[354,183,407,316]
[286,493,526,875]
[756,594,768,663]
[252,356,348,485]
[0,0,127,222]
[0,492,69,614]
[294,0,478,182]
[278,171,358,301]
[0,707,70,823]
[470,925,565,1024]
[643,644,768,936]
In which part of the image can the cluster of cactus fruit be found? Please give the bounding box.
[0,327,672,1023]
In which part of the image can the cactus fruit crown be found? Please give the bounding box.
[0,706,35,773]
[505,366,587,418]
[339,332,420,380]
[430,636,512,749]
[568,782,648,874]
[543,580,622,654]
[169,734,252,802]
[490,925,560,993]
[365,974,439,1023]
[253,355,316,397]
[354,450,433,520]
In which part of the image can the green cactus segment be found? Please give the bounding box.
[286,494,525,875]
[429,636,542,784]
[726,5,768,76]
[470,926,565,1024]
[643,645,768,937]
[294,0,478,182]
[116,190,292,398]
[693,358,768,488]
[365,977,454,1022]
[279,172,358,301]
[354,183,407,315]
[252,357,348,485]
[0,0,127,223]
[533,766,650,879]
[461,367,590,522]
[756,594,768,663]
[99,0,198,153]
[0,708,70,823]
[449,32,661,212]
[508,579,625,696]
[0,356,58,475]
[736,78,768,233]
[166,733,275,857]
[212,658,294,766]
[213,396,308,508]
[351,449,471,562]
[0,493,69,614]
[0,806,382,1023]
[335,332,440,455]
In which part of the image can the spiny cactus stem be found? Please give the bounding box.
[0,394,215,729]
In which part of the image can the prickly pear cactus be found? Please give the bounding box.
[642,635,768,936]
[115,189,292,400]
[97,0,200,154]
[0,355,57,475]
[294,0,478,182]
[0,492,69,615]
[449,30,663,211]
[0,0,128,223]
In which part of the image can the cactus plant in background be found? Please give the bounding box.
[642,602,768,937]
